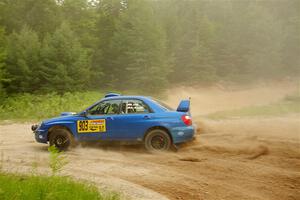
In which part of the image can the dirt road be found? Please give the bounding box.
[0,83,299,200]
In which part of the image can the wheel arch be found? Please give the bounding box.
[144,126,173,144]
[47,125,73,141]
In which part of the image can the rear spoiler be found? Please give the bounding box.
[176,98,190,113]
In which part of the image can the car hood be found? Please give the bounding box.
[43,114,78,125]
[61,112,77,116]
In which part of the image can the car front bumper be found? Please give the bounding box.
[32,124,48,143]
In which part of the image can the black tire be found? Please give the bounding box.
[49,128,74,151]
[144,129,171,151]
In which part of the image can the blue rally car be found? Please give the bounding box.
[31,93,195,151]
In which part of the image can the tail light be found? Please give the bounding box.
[181,114,192,126]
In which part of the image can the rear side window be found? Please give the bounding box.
[120,100,150,114]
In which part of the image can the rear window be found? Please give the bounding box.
[151,98,174,111]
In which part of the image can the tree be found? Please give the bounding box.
[0,0,61,37]
[91,0,126,87]
[0,27,7,98]
[6,26,42,93]
[61,0,98,49]
[0,0,299,95]
[108,0,168,92]
[40,22,91,93]
[168,2,217,84]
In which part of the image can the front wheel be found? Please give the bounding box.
[144,129,171,151]
[49,128,74,151]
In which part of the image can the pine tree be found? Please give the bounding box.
[0,27,7,98]
[92,0,126,87]
[40,22,91,93]
[108,0,168,92]
[169,3,217,84]
[61,0,98,49]
[6,26,42,93]
[0,0,61,37]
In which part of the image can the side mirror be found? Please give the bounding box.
[80,110,87,117]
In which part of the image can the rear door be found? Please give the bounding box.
[108,99,153,141]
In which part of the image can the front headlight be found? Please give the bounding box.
[31,122,42,131]
[31,124,38,131]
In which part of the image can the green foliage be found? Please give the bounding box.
[6,26,41,93]
[91,0,125,87]
[0,0,299,94]
[5,23,90,94]
[0,173,120,200]
[0,27,7,99]
[0,91,104,120]
[40,22,91,93]
[48,145,68,175]
[167,2,217,84]
[107,0,168,92]
[61,0,98,49]
[0,0,61,36]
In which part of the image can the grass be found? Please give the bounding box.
[206,93,300,119]
[0,90,165,121]
[0,90,299,121]
[0,91,105,121]
[0,146,120,200]
[0,173,119,200]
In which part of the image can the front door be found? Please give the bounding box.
[76,99,122,141]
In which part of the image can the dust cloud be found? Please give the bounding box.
[165,81,298,116]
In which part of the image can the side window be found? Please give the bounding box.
[88,100,121,115]
[120,100,150,114]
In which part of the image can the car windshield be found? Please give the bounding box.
[151,98,174,111]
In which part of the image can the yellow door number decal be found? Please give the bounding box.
[77,119,106,133]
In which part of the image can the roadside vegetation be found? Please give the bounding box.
[0,173,119,200]
[1,90,299,121]
[0,89,165,121]
[206,93,300,120]
[0,146,120,200]
[0,92,104,121]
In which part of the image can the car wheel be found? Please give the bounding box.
[49,128,74,151]
[144,129,171,151]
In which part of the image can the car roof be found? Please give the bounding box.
[81,95,174,114]
[103,95,151,101]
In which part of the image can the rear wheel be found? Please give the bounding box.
[144,129,171,151]
[49,128,74,151]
